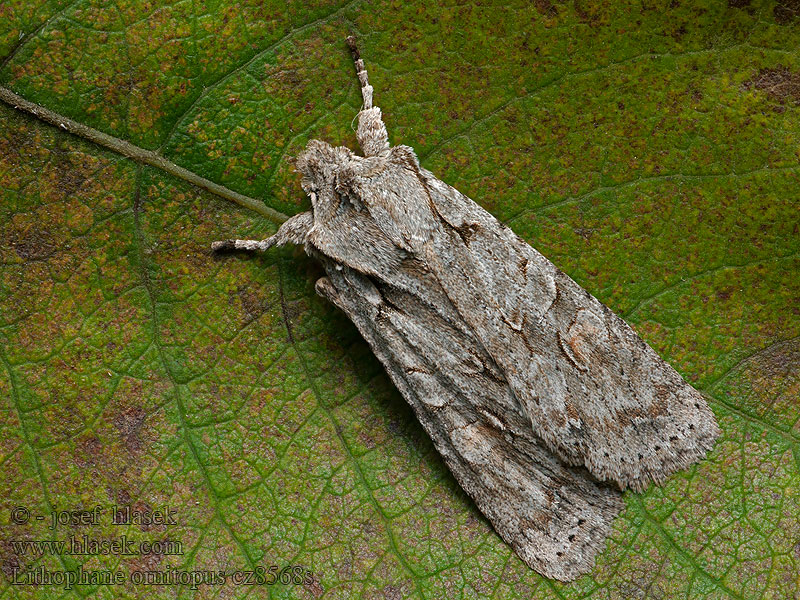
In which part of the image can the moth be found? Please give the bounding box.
[213,37,720,582]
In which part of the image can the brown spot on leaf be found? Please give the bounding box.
[752,339,799,379]
[127,542,163,573]
[743,66,800,106]
[117,488,132,505]
[236,285,268,320]
[358,430,377,449]
[113,405,147,453]
[12,227,57,261]
[533,0,558,16]
[672,24,688,39]
[573,0,597,24]
[51,144,90,195]
[273,68,303,88]
[306,574,325,598]
[774,0,800,23]
[382,585,403,600]
[54,164,88,196]
[0,542,21,579]
[75,435,103,467]
[716,288,733,301]
[3,126,32,157]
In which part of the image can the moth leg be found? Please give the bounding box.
[211,211,313,252]
[314,276,339,303]
[346,36,390,158]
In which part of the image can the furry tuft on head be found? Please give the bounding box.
[294,139,353,194]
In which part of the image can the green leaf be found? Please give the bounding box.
[1,1,799,598]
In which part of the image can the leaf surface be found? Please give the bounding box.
[1,1,799,598]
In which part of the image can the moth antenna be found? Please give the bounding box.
[345,36,390,157]
[346,35,372,110]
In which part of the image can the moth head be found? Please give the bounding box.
[294,139,354,209]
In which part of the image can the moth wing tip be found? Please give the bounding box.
[511,527,614,582]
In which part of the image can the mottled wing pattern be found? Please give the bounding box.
[313,257,624,582]
[416,164,720,491]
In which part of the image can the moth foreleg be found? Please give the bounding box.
[314,276,339,303]
[210,238,272,252]
[211,210,313,253]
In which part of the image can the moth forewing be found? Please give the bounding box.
[314,258,625,582]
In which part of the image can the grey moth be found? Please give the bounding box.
[213,36,720,582]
